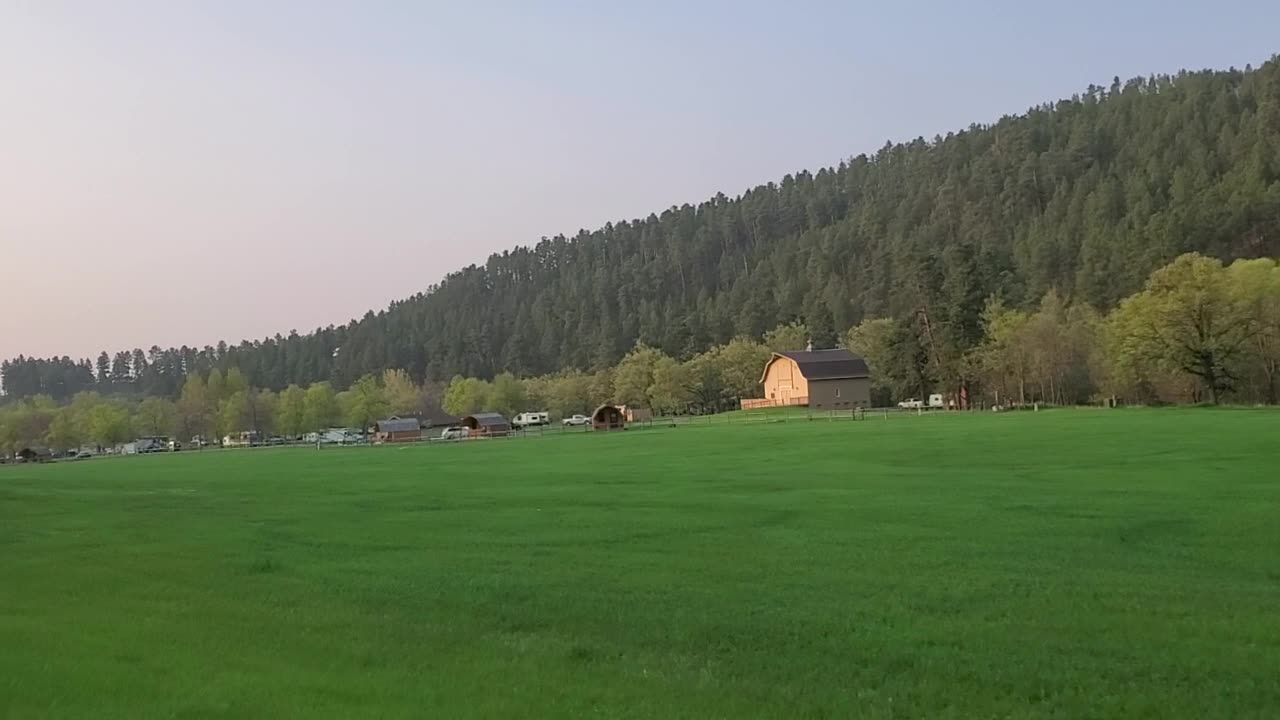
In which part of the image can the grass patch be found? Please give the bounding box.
[2,408,1279,718]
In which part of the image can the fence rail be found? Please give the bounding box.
[739,396,808,410]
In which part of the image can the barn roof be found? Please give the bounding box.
[466,413,510,427]
[376,417,421,433]
[764,349,871,381]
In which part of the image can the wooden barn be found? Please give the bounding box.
[591,404,626,431]
[462,413,511,436]
[756,349,871,409]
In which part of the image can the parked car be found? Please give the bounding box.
[440,426,469,440]
[897,398,924,409]
[562,414,590,427]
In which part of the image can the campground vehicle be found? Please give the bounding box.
[126,436,170,454]
[513,411,551,428]
[440,426,469,440]
[562,414,590,427]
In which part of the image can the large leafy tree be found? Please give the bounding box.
[134,397,177,436]
[1229,258,1280,403]
[277,385,307,436]
[343,374,389,431]
[381,369,420,416]
[177,374,212,441]
[303,382,341,431]
[612,345,665,407]
[86,403,132,448]
[1108,254,1258,403]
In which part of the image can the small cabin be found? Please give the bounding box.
[591,404,626,431]
[374,416,423,443]
[462,413,511,436]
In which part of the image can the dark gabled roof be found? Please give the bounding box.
[376,417,421,433]
[420,408,461,428]
[466,412,510,427]
[764,349,871,381]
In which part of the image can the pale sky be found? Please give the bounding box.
[2,1,1277,363]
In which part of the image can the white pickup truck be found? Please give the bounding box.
[562,414,590,427]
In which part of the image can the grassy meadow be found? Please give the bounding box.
[2,409,1279,718]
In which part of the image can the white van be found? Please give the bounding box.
[513,412,550,428]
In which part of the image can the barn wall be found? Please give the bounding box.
[762,358,809,404]
[808,378,871,409]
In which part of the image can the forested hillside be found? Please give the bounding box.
[4,58,1280,400]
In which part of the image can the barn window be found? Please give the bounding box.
[835,388,842,398]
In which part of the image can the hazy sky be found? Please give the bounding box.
[2,1,1278,363]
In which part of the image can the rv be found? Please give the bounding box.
[513,411,550,428]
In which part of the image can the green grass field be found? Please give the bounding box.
[3,409,1279,719]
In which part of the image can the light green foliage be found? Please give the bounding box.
[525,371,593,419]
[612,345,665,407]
[254,390,278,435]
[44,410,83,451]
[845,318,895,404]
[133,397,177,437]
[1107,254,1257,403]
[85,402,131,447]
[205,369,226,406]
[381,369,420,416]
[648,355,693,414]
[219,391,250,437]
[442,375,494,416]
[489,372,526,417]
[0,396,58,452]
[697,338,771,401]
[224,368,249,398]
[177,374,211,440]
[343,374,389,430]
[1228,258,1280,403]
[763,321,810,353]
[303,382,341,431]
[276,385,307,437]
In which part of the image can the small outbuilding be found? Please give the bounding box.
[462,412,511,436]
[617,405,652,423]
[16,447,52,463]
[591,404,626,431]
[374,416,423,443]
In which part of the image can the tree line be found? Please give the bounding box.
[4,58,1280,404]
[6,252,1276,454]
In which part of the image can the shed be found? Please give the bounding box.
[17,447,52,463]
[591,404,626,431]
[758,349,872,409]
[617,405,652,422]
[374,416,423,443]
[462,413,511,436]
